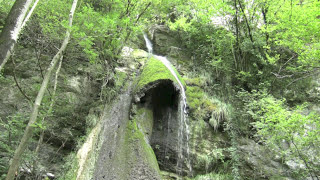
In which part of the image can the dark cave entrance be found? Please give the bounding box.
[139,80,181,173]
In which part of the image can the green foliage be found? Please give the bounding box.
[73,4,112,63]
[35,0,71,39]
[0,0,14,32]
[194,146,225,172]
[161,0,319,103]
[209,99,230,132]
[224,113,241,180]
[58,152,79,180]
[187,172,232,180]
[186,86,204,111]
[266,0,320,68]
[232,89,268,135]
[185,76,230,131]
[234,88,320,177]
[0,113,28,178]
[0,0,319,179]
[168,16,193,31]
[251,96,320,178]
[114,70,128,90]
[184,77,205,87]
[71,0,156,64]
[0,73,12,85]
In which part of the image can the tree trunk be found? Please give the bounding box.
[262,6,269,45]
[237,0,254,44]
[5,0,78,179]
[20,0,40,29]
[0,0,39,72]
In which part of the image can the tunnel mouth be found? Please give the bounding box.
[140,80,179,113]
[136,80,182,173]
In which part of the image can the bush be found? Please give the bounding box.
[250,95,320,178]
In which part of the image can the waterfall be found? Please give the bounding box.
[143,34,192,176]
[143,34,153,54]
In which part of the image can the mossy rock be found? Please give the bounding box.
[114,69,128,90]
[186,86,205,111]
[135,56,185,93]
[125,119,162,179]
[160,171,180,180]
[132,49,149,60]
[184,77,206,87]
[134,107,154,139]
[186,83,229,126]
[128,109,158,171]
[202,99,217,112]
[186,172,232,180]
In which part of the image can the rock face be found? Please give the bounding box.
[136,80,189,175]
[94,52,190,179]
[69,26,313,180]
[237,138,291,179]
[75,47,192,179]
[148,25,185,59]
[0,47,102,178]
[93,82,162,180]
[133,55,190,175]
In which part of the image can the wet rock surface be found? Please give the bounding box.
[138,80,190,175]
[148,25,183,58]
[93,84,162,180]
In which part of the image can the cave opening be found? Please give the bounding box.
[139,80,181,173]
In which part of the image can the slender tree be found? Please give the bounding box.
[0,0,39,72]
[5,0,78,179]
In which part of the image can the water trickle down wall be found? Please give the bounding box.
[134,76,190,177]
[132,34,192,176]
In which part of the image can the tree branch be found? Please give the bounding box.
[291,138,318,180]
[237,0,254,45]
[20,0,40,29]
[12,56,31,102]
[262,5,269,45]
[34,48,44,79]
[135,2,152,24]
[286,69,320,88]
[278,54,297,74]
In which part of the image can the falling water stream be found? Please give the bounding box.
[143,34,192,176]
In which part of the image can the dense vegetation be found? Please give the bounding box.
[0,0,319,179]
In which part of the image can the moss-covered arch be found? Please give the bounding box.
[132,56,190,175]
[134,56,185,96]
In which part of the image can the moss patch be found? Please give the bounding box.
[59,153,79,180]
[184,77,206,87]
[186,78,231,134]
[135,56,185,92]
[186,86,205,111]
[114,70,127,89]
[126,119,161,174]
[134,107,154,138]
[186,172,232,180]
[132,49,149,60]
[186,85,218,120]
